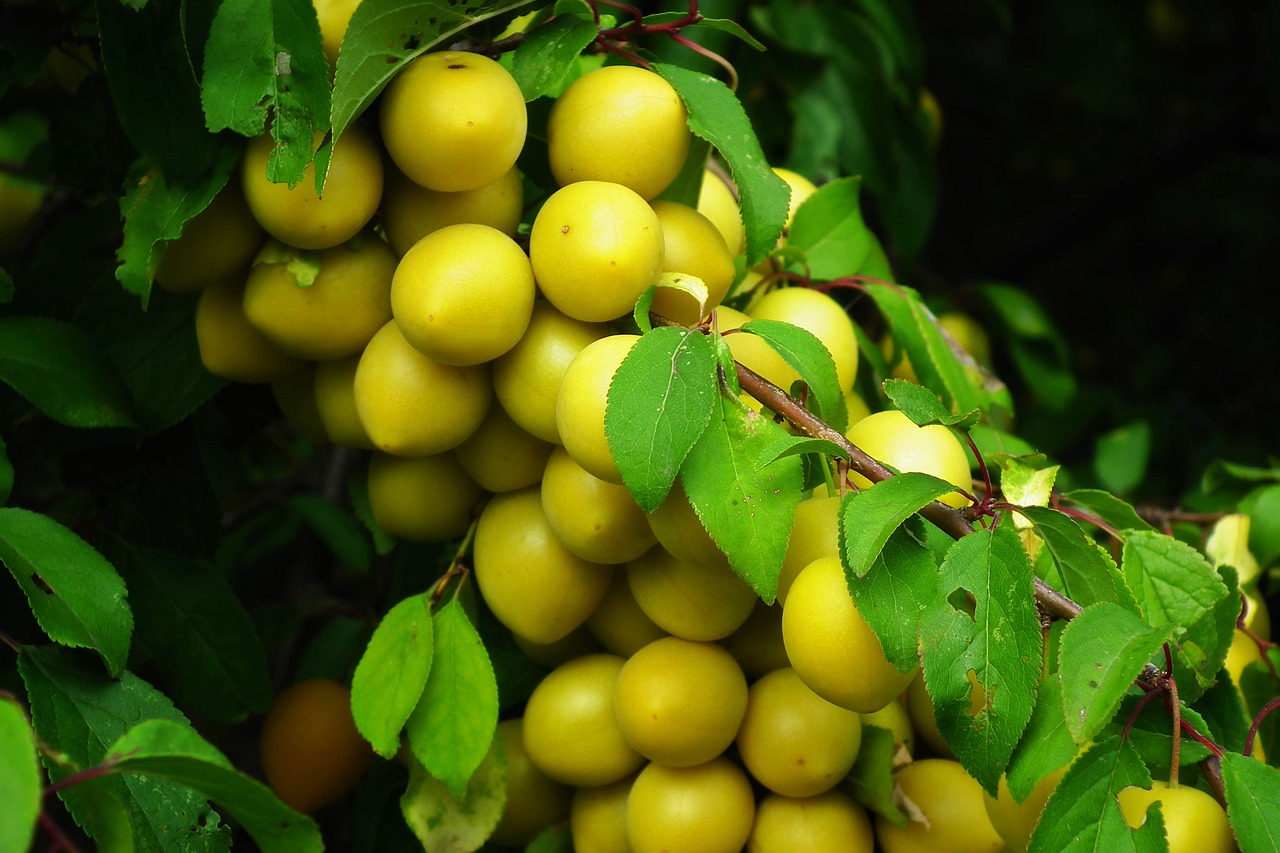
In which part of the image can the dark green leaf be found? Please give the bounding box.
[19,645,231,852]
[1006,679,1080,804]
[842,724,906,826]
[784,176,892,281]
[0,697,40,853]
[96,0,220,179]
[976,281,1075,410]
[1222,750,1280,853]
[524,823,573,853]
[0,508,132,678]
[75,284,226,434]
[738,318,847,431]
[605,326,717,512]
[510,13,598,101]
[846,526,937,672]
[405,598,498,798]
[202,0,331,187]
[918,523,1041,792]
[1028,737,1164,853]
[681,394,804,603]
[1057,602,1170,745]
[287,493,373,574]
[1059,488,1156,534]
[114,546,271,724]
[654,62,790,267]
[0,433,12,506]
[840,471,958,579]
[331,0,539,141]
[107,719,322,852]
[0,316,136,429]
[351,592,434,758]
[293,616,374,685]
[114,144,240,305]
[1017,505,1136,610]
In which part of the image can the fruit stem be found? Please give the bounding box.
[1244,696,1280,758]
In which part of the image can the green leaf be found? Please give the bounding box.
[524,823,574,853]
[1017,505,1137,611]
[1241,483,1280,568]
[75,284,226,434]
[840,472,958,579]
[349,459,397,557]
[918,523,1041,793]
[114,546,271,724]
[0,317,137,429]
[202,0,331,188]
[1169,564,1240,704]
[351,592,434,758]
[0,508,133,678]
[605,326,717,513]
[96,0,220,180]
[842,724,906,826]
[1005,678,1080,804]
[114,145,240,305]
[0,697,40,853]
[106,719,322,852]
[1059,488,1156,534]
[653,62,790,267]
[738,318,847,431]
[1122,529,1231,639]
[1222,750,1280,853]
[400,735,505,853]
[846,525,938,672]
[1094,420,1151,496]
[405,598,498,798]
[19,645,231,852]
[784,176,892,281]
[976,281,1076,411]
[681,394,804,603]
[1057,602,1170,745]
[331,0,539,141]
[864,281,1005,419]
[510,13,598,101]
[287,494,373,574]
[0,433,12,506]
[1028,737,1165,853]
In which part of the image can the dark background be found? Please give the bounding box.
[683,0,1280,505]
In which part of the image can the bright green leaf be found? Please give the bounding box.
[1057,602,1170,745]
[1017,505,1137,611]
[202,0,331,188]
[1094,421,1151,496]
[785,176,892,281]
[106,719,322,852]
[1122,529,1230,639]
[1222,750,1280,853]
[738,318,847,431]
[0,697,40,853]
[351,592,434,758]
[511,13,598,101]
[681,394,803,603]
[846,525,937,672]
[19,645,231,852]
[1005,678,1080,804]
[605,326,717,513]
[1028,737,1165,853]
[0,508,133,678]
[653,62,790,267]
[0,317,136,429]
[918,523,1041,793]
[400,735,505,853]
[1059,488,1157,533]
[405,598,498,798]
[840,472,957,579]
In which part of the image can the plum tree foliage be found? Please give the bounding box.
[1,1,1278,852]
